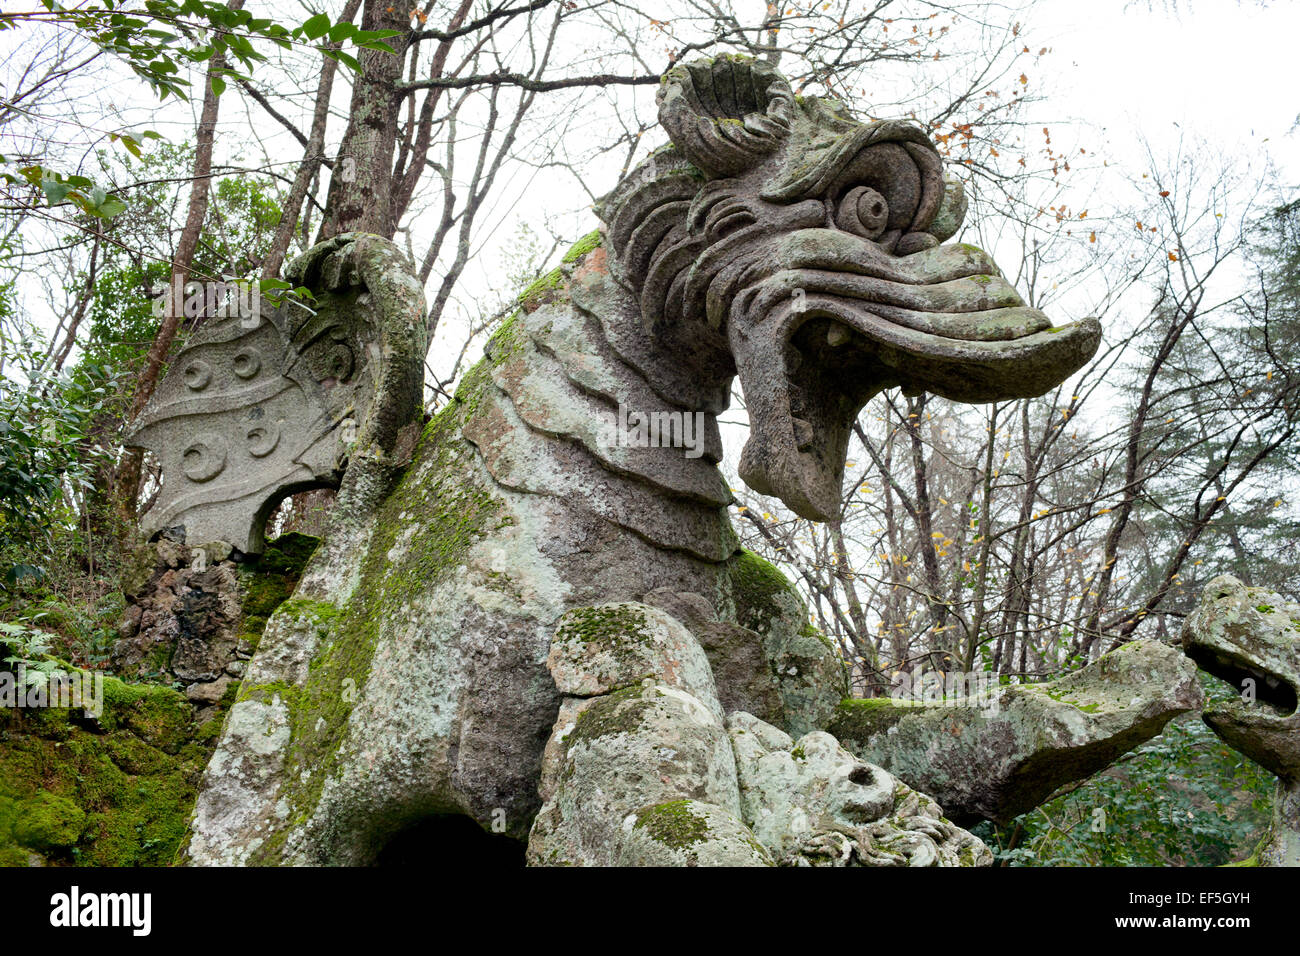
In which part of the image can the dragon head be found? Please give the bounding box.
[598,56,1100,521]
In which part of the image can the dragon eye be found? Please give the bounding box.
[833,185,889,240]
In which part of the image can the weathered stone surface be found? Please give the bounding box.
[643,588,786,726]
[547,602,721,713]
[126,233,427,555]
[529,605,988,867]
[728,711,991,866]
[1182,575,1300,866]
[829,639,1203,825]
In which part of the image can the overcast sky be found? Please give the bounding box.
[5,0,1298,378]
[1034,0,1297,179]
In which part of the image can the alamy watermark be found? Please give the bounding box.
[50,886,150,936]
[151,276,260,327]
[1,665,104,718]
[598,402,708,459]
[889,666,1001,716]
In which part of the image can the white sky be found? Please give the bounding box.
[1034,0,1297,180]
[5,0,1299,377]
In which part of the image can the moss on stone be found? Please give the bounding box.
[230,532,320,660]
[800,620,839,659]
[519,268,565,312]
[731,549,797,632]
[98,677,194,752]
[561,229,602,264]
[568,686,656,744]
[13,792,85,850]
[517,229,603,312]
[556,605,650,646]
[827,696,914,743]
[0,678,211,866]
[239,361,511,862]
[632,799,710,849]
[483,309,527,366]
[253,532,320,578]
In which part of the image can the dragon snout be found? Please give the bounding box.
[726,228,1101,521]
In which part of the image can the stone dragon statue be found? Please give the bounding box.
[125,56,1207,866]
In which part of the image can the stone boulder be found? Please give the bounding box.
[113,531,317,721]
[729,711,991,866]
[528,603,769,866]
[527,601,990,866]
[828,639,1203,825]
[1182,575,1300,866]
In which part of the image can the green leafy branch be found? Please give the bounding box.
[0,1,401,102]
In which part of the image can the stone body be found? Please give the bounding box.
[828,640,1203,825]
[174,57,1111,865]
[1182,575,1300,866]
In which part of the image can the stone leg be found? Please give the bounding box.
[525,601,993,867]
[526,602,770,866]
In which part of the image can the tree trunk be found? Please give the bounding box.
[316,1,412,240]
[261,0,363,279]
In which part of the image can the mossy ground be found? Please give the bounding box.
[0,532,314,867]
[0,678,210,866]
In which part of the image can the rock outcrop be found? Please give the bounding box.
[828,640,1204,825]
[113,532,317,717]
[729,712,991,866]
[1182,575,1300,866]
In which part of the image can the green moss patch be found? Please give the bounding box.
[561,229,602,264]
[568,686,656,744]
[632,800,710,849]
[232,532,321,658]
[731,549,797,632]
[556,605,649,646]
[0,679,211,866]
[827,696,915,742]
